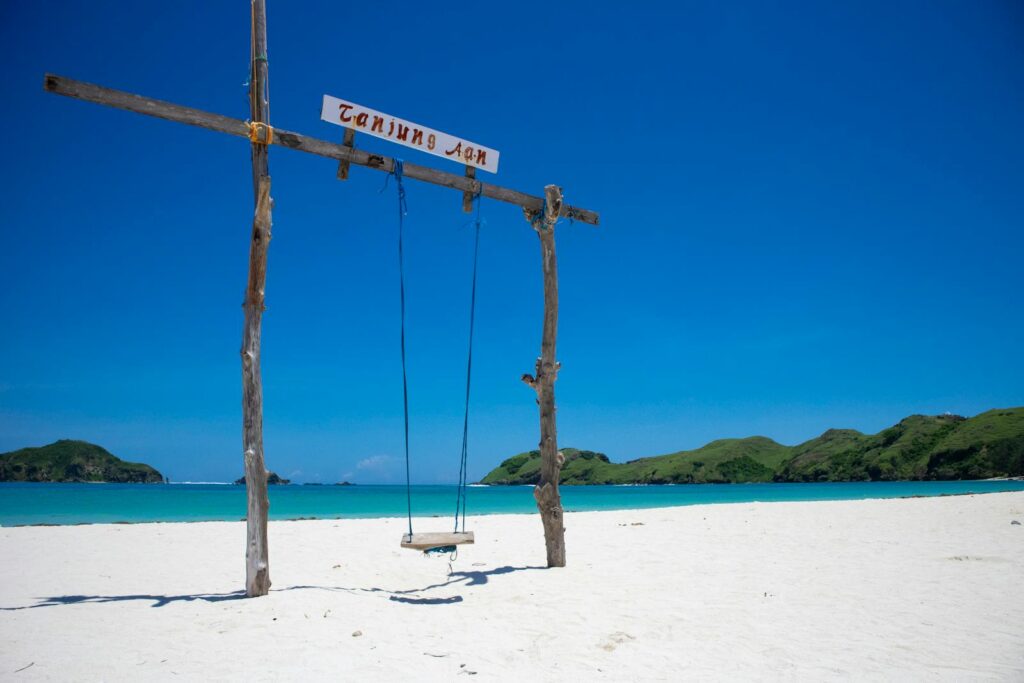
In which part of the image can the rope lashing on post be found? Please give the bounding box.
[528,198,546,230]
[248,121,273,145]
[243,54,270,87]
[530,197,559,231]
[528,191,569,230]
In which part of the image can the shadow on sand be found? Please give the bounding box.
[1,565,546,610]
[0,591,246,610]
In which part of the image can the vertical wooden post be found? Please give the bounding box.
[522,185,566,567]
[241,0,272,598]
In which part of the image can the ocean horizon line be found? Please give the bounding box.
[3,479,1024,527]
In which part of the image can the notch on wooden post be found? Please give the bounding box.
[462,166,477,213]
[336,128,356,180]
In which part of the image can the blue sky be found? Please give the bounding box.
[1,1,1022,483]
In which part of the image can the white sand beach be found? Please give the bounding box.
[1,492,1022,680]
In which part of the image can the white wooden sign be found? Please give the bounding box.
[320,95,500,173]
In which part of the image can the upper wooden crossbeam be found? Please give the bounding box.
[43,74,600,226]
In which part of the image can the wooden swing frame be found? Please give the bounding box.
[43,0,598,596]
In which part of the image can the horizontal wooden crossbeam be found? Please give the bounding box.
[43,74,600,226]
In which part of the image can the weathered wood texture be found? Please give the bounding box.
[462,166,476,213]
[336,128,355,180]
[522,185,567,567]
[400,531,475,551]
[242,0,272,599]
[42,74,599,226]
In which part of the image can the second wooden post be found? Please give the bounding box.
[522,185,567,567]
[241,0,272,598]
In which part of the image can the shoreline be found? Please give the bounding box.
[5,482,1024,528]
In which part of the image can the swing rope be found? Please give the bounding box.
[454,190,483,533]
[391,159,413,539]
[390,159,482,545]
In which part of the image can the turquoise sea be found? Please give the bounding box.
[2,480,1023,526]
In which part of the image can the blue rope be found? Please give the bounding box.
[453,190,483,533]
[531,195,571,231]
[390,163,482,546]
[424,545,457,555]
[392,159,413,539]
[242,56,268,88]
[531,198,549,230]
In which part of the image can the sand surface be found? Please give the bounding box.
[1,492,1022,680]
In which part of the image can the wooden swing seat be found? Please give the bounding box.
[400,531,475,552]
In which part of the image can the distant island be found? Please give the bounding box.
[5,408,1021,487]
[234,472,290,485]
[481,407,1024,485]
[0,440,163,483]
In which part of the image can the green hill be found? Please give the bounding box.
[480,407,1024,485]
[0,440,164,483]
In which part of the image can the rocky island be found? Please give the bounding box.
[234,472,290,485]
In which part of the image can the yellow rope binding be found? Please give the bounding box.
[249,121,273,145]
